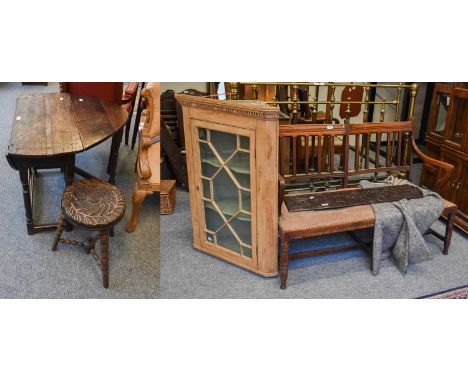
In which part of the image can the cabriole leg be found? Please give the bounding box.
[125,184,148,233]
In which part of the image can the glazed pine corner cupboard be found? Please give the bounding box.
[176,94,279,276]
[421,83,468,232]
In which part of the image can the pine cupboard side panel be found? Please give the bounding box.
[182,106,203,249]
[255,117,279,275]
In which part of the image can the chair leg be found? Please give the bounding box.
[279,239,290,290]
[443,211,456,255]
[100,231,109,288]
[125,184,148,233]
[52,216,66,251]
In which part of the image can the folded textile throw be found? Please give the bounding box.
[359,176,443,275]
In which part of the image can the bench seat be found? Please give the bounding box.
[279,197,456,239]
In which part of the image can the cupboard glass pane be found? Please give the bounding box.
[198,127,252,257]
[435,94,449,134]
[211,130,237,161]
[204,201,224,233]
[217,225,241,254]
[200,142,221,178]
[227,151,250,189]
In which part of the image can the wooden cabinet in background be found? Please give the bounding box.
[175,94,280,276]
[421,83,468,232]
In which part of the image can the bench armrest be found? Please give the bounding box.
[411,137,454,193]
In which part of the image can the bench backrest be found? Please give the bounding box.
[279,120,414,190]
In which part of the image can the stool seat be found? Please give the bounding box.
[62,179,126,229]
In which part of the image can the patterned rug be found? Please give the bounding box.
[419,285,468,299]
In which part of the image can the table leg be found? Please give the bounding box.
[63,155,75,231]
[107,129,124,185]
[19,165,34,235]
[63,154,75,186]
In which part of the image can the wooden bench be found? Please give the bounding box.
[278,120,457,289]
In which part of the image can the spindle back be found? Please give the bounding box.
[279,120,414,192]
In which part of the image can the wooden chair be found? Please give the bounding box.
[59,82,138,111]
[126,82,161,233]
[278,120,457,289]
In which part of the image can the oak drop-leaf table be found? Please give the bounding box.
[6,93,129,235]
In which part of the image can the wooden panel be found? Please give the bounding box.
[255,117,278,275]
[9,94,47,156]
[285,185,423,212]
[455,161,468,232]
[457,161,468,216]
[7,93,127,158]
[70,94,115,149]
[439,150,462,202]
[46,93,83,155]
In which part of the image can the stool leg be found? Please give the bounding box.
[279,239,290,290]
[52,216,66,251]
[100,231,110,288]
[110,226,115,237]
[443,211,456,255]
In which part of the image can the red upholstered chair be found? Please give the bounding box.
[59,82,139,183]
[59,82,138,112]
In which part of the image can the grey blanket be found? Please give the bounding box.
[359,176,444,275]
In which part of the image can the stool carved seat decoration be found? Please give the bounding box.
[52,179,126,288]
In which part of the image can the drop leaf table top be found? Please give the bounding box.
[7,92,128,158]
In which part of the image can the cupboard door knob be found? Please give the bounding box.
[456,181,461,190]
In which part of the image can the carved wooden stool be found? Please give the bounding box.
[51,179,126,288]
[160,180,176,215]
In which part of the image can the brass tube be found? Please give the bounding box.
[329,85,336,123]
[229,82,239,100]
[395,83,402,121]
[252,84,258,100]
[363,86,370,122]
[407,83,419,119]
[291,84,299,123]
[262,100,399,105]
[239,82,414,89]
[380,99,386,122]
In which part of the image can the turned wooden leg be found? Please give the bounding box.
[51,216,67,251]
[443,211,456,255]
[19,165,34,235]
[100,231,110,288]
[107,129,124,185]
[125,184,148,233]
[279,239,290,290]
